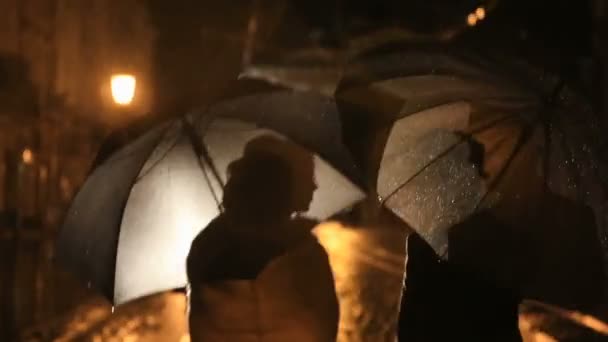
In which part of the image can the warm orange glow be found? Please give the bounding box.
[111,74,136,105]
[467,13,478,26]
[475,7,486,20]
[39,166,48,180]
[22,148,33,164]
[313,221,405,276]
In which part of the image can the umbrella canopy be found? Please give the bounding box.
[57,100,365,305]
[91,89,361,184]
[336,47,608,309]
[200,89,360,182]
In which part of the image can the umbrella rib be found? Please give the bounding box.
[380,112,518,204]
[367,73,536,101]
[381,139,466,204]
[476,81,564,206]
[544,78,596,199]
[134,125,182,183]
[473,124,534,211]
[554,116,608,197]
[483,135,511,158]
[467,112,520,135]
[200,159,223,213]
[553,121,587,197]
[539,80,569,197]
[189,111,224,213]
[196,118,226,194]
[542,116,552,195]
[182,118,225,213]
[384,95,537,122]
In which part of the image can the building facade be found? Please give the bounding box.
[0,0,155,339]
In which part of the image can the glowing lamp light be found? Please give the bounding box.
[22,148,34,165]
[467,7,487,26]
[111,74,136,105]
[475,7,486,20]
[467,13,478,26]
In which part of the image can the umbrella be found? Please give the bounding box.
[93,89,361,184]
[336,47,608,309]
[57,94,365,306]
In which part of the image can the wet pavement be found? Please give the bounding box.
[22,222,408,342]
[519,300,608,342]
[314,222,408,341]
[21,293,188,342]
[21,222,608,341]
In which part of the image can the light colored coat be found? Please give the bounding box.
[188,238,339,342]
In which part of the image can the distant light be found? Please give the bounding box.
[111,74,136,105]
[39,166,48,180]
[475,7,486,20]
[467,13,478,26]
[22,149,33,164]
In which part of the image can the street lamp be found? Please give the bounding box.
[22,148,34,165]
[110,74,136,106]
[466,6,487,26]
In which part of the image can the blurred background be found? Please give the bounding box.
[0,0,607,341]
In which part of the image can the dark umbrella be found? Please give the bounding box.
[336,47,608,310]
[56,93,365,305]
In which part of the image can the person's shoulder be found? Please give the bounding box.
[207,214,231,229]
[283,217,328,250]
[200,215,232,235]
[187,215,234,279]
[189,215,232,254]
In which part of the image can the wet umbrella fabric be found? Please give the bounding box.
[91,89,361,184]
[200,89,360,182]
[57,115,365,305]
[336,48,608,309]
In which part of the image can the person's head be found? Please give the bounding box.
[222,135,317,220]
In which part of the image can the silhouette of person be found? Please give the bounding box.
[398,228,523,342]
[186,135,339,342]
